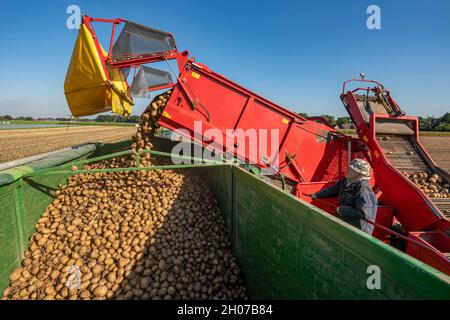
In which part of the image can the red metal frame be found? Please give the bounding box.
[79,16,450,275]
[311,196,448,259]
[81,15,181,90]
[109,53,179,69]
[160,61,354,184]
[342,78,385,94]
[407,231,450,275]
[341,80,450,273]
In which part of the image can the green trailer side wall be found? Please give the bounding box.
[0,173,73,292]
[190,166,450,299]
[1,139,450,299]
[228,167,450,299]
[0,180,22,292]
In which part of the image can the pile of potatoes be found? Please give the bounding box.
[2,90,248,300]
[403,171,450,199]
[130,90,173,168]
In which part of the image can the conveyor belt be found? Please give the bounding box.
[376,134,429,173]
[432,198,450,218]
[377,134,450,219]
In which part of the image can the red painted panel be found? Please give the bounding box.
[180,69,249,130]
[407,231,450,275]
[281,124,349,182]
[235,99,290,166]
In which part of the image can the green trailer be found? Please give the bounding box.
[1,137,450,299]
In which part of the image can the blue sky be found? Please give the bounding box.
[0,0,449,118]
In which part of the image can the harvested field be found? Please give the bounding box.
[1,125,448,172]
[421,136,450,172]
[0,126,135,164]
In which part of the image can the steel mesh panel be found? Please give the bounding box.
[111,21,176,62]
[128,66,173,98]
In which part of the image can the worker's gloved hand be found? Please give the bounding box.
[311,193,318,200]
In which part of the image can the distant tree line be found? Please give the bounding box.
[418,113,450,131]
[0,114,141,123]
[298,112,450,132]
[0,115,25,120]
[2,112,449,131]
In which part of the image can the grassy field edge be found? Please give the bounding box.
[2,120,136,127]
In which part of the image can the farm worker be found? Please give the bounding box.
[311,158,378,235]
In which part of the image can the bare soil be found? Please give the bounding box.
[421,136,450,172]
[0,126,135,163]
[1,127,448,173]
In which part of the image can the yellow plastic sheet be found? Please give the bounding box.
[64,23,133,117]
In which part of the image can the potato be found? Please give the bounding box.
[5,90,247,300]
[9,268,23,282]
[106,272,116,283]
[93,285,108,298]
[403,171,450,200]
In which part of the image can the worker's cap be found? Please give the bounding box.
[349,158,371,177]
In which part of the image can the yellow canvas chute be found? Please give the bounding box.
[64,23,133,117]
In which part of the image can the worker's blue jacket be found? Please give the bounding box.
[315,177,378,235]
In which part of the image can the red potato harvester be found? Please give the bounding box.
[65,16,450,275]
